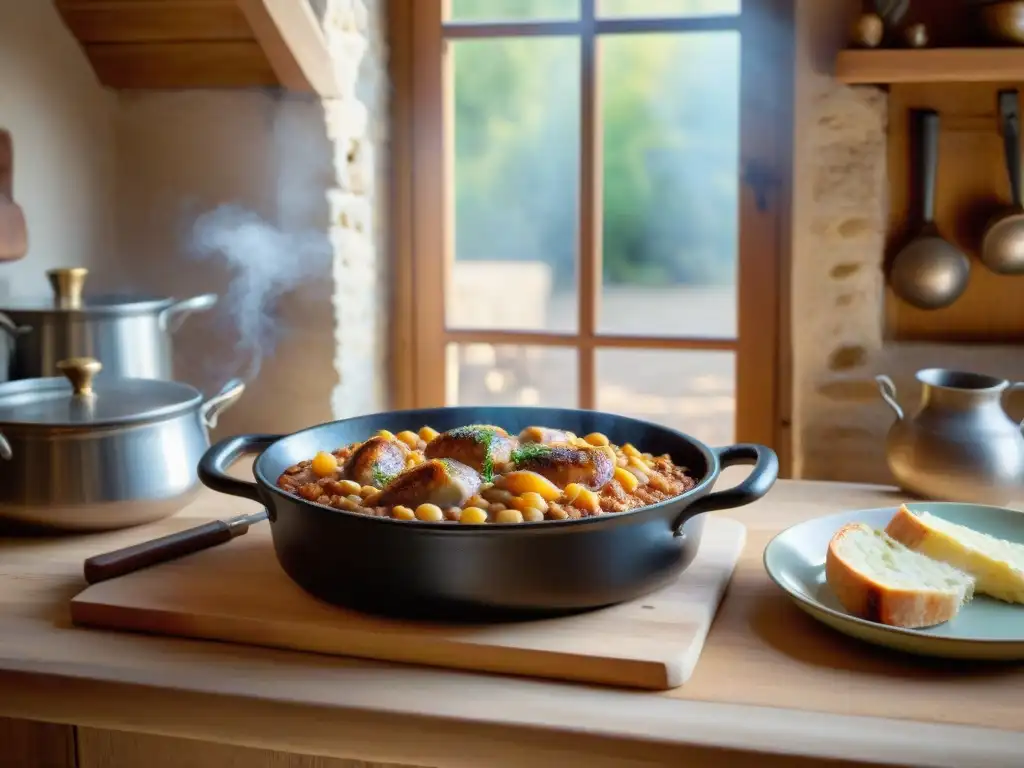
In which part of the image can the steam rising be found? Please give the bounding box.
[187,204,331,382]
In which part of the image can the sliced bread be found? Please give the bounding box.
[885,504,1024,604]
[825,522,975,628]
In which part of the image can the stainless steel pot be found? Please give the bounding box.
[0,356,245,531]
[0,267,217,382]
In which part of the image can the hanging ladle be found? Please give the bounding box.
[980,89,1024,275]
[889,110,971,310]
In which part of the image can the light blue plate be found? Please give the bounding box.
[763,502,1024,660]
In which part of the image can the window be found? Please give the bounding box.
[391,0,791,451]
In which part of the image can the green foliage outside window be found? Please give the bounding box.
[450,0,740,288]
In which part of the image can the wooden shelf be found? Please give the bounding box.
[54,0,338,94]
[837,48,1024,85]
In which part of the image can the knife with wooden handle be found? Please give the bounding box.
[83,511,270,584]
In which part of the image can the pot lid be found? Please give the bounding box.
[0,357,201,429]
[0,267,174,315]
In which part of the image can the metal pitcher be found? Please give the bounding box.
[876,368,1024,505]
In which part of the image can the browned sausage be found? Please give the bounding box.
[424,425,514,479]
[377,458,482,509]
[342,436,408,488]
[518,426,576,445]
[511,443,614,490]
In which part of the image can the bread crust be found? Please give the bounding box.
[884,503,1024,604]
[883,504,930,550]
[825,522,965,629]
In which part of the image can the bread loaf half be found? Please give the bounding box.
[885,504,1024,604]
[825,522,975,628]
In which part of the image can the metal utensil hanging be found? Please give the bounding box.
[889,110,971,309]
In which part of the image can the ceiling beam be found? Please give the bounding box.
[236,0,340,97]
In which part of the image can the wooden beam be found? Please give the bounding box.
[236,0,340,97]
[56,1,253,44]
[85,41,277,89]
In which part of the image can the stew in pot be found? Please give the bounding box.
[276,424,698,524]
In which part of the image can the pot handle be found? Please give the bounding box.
[198,434,280,503]
[0,311,30,337]
[1010,382,1024,431]
[159,293,218,333]
[200,378,246,429]
[0,431,11,461]
[674,444,779,532]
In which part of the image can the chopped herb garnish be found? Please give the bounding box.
[511,443,552,466]
[447,425,500,482]
[447,424,501,441]
[480,430,496,483]
[371,465,397,489]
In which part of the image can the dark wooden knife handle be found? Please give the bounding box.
[84,520,234,585]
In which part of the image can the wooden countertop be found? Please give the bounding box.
[1,479,1022,768]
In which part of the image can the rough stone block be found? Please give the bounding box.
[324,0,369,34]
[324,99,369,141]
[328,189,372,234]
[333,137,374,196]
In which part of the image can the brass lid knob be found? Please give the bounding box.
[56,357,102,397]
[47,267,89,309]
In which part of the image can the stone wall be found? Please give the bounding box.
[792,84,892,482]
[790,0,1024,483]
[322,0,390,420]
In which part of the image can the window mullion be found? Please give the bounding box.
[412,0,448,407]
[578,0,599,410]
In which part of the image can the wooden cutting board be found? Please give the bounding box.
[70,516,745,690]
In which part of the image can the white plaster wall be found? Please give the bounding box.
[0,0,117,299]
[112,91,339,439]
[0,0,387,440]
[791,0,1024,484]
[108,1,389,439]
[0,0,384,447]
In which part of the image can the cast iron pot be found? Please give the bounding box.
[187,406,778,621]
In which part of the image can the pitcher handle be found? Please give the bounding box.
[875,375,904,421]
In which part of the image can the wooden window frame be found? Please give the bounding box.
[388,0,793,458]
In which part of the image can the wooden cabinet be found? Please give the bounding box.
[0,718,426,768]
[0,718,76,768]
[884,81,1024,344]
[75,729,427,768]
[835,0,1024,344]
